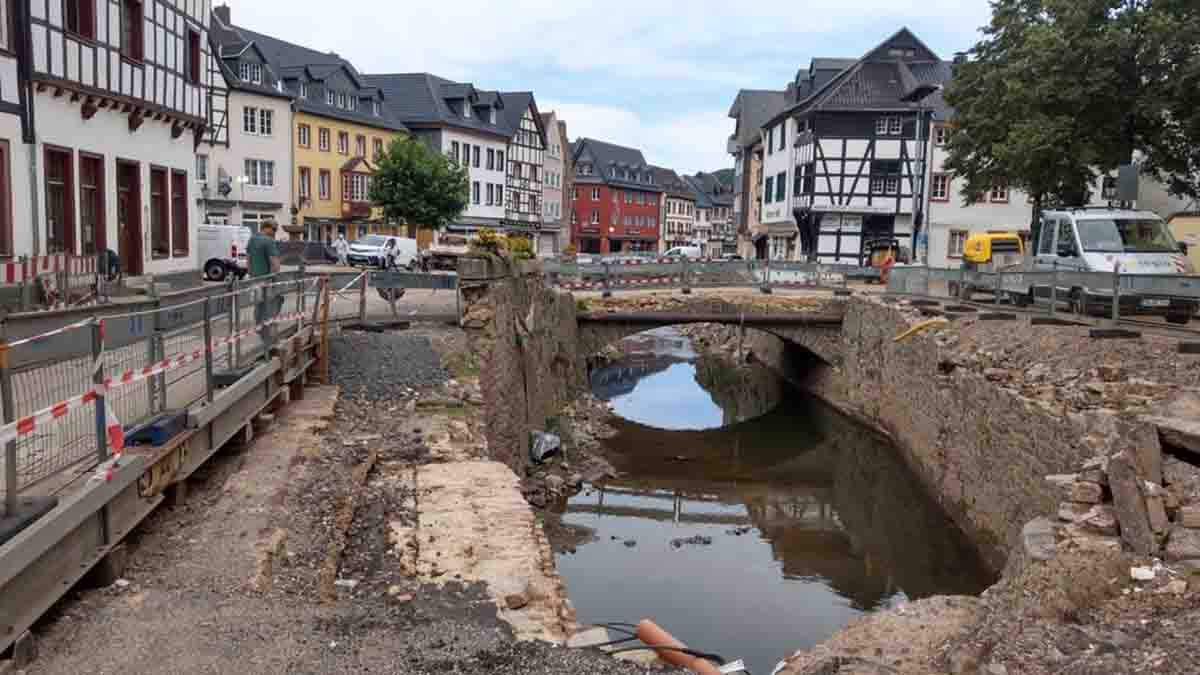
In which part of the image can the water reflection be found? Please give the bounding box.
[561,330,991,675]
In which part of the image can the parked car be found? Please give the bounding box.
[198,224,252,282]
[347,235,419,270]
[663,245,704,259]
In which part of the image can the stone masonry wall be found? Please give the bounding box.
[459,257,584,473]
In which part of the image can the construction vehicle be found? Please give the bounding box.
[864,237,908,285]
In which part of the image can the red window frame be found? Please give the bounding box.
[44,145,75,254]
[79,152,106,256]
[149,166,169,258]
[171,170,188,257]
[121,0,143,63]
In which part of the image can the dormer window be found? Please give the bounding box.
[338,93,347,109]
[240,62,263,84]
[348,97,356,111]
[489,108,496,124]
[373,100,380,116]
[326,90,335,106]
[300,83,309,99]
[463,104,471,119]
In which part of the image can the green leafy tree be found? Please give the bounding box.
[944,0,1200,240]
[369,137,469,231]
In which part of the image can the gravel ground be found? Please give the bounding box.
[25,324,654,674]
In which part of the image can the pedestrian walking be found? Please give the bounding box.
[334,234,350,267]
[247,222,283,351]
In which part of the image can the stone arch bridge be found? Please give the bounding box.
[576,296,847,365]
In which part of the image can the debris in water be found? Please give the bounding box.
[671,535,714,548]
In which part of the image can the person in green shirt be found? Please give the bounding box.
[248,222,283,347]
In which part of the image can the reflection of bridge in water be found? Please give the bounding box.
[588,352,689,400]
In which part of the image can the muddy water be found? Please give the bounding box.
[557,327,991,675]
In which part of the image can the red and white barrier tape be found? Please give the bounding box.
[1,254,98,285]
[4,316,95,348]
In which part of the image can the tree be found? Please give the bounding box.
[944,0,1200,237]
[369,137,470,232]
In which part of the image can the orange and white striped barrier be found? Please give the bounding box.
[1,254,98,285]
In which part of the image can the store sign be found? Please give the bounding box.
[815,204,894,215]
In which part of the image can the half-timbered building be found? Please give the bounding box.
[20,0,214,275]
[763,28,951,264]
[202,5,292,234]
[498,91,546,247]
[651,166,694,252]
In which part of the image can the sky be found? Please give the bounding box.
[224,0,995,175]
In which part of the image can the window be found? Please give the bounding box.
[463,103,471,119]
[948,230,968,258]
[319,170,331,200]
[338,132,349,155]
[243,107,272,136]
[187,30,201,83]
[355,135,366,157]
[590,210,599,225]
[79,154,104,256]
[889,117,903,135]
[338,92,347,109]
[171,170,188,257]
[196,154,208,182]
[875,117,889,135]
[45,147,74,254]
[65,0,96,40]
[990,185,1009,203]
[571,210,578,225]
[486,183,494,206]
[244,159,274,187]
[775,172,785,202]
[348,97,356,111]
[764,176,774,204]
[342,173,371,202]
[591,188,599,201]
[239,62,262,84]
[326,90,335,106]
[473,146,480,168]
[0,0,10,53]
[319,128,330,152]
[871,177,885,194]
[767,127,774,155]
[373,139,384,160]
[778,125,786,151]
[472,181,480,204]
[300,83,309,99]
[298,124,311,147]
[120,0,142,62]
[487,149,495,170]
[885,177,900,195]
[150,166,168,258]
[931,173,950,201]
[299,167,311,200]
[451,141,460,164]
[934,126,950,146]
[497,151,504,169]
[373,101,380,116]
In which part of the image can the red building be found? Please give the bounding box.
[569,138,663,254]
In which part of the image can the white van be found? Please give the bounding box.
[1030,208,1197,321]
[663,245,704,259]
[198,224,252,281]
[347,235,420,269]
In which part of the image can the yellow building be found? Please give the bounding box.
[243,26,408,242]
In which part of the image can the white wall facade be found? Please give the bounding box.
[760,118,793,225]
[541,112,564,227]
[33,93,199,275]
[199,89,292,231]
[440,128,507,223]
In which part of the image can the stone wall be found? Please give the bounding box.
[458,256,584,472]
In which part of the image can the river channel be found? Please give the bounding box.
[556,327,992,674]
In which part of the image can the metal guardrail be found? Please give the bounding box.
[543,259,880,294]
[0,274,320,508]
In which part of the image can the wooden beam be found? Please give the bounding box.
[171,121,185,139]
[35,83,46,93]
[81,98,98,121]
[121,103,132,113]
[128,109,145,133]
[53,87,64,98]
[152,112,164,121]
[70,92,81,103]
[97,99,110,109]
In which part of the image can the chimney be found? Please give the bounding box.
[213,3,231,26]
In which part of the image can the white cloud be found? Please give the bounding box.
[541,101,733,174]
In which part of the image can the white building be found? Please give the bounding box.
[760,117,797,259]
[21,0,213,277]
[540,110,565,256]
[0,6,28,265]
[202,7,293,234]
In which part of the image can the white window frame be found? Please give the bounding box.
[240,62,262,84]
[259,109,273,136]
[990,185,1010,202]
[875,117,889,135]
[590,210,599,225]
[298,125,310,147]
[885,177,900,195]
[300,83,309,99]
[373,101,380,116]
[319,128,330,152]
[244,159,275,187]
[326,90,335,106]
[931,174,950,201]
[196,155,208,182]
[888,117,903,135]
[338,92,347,109]
[948,229,968,258]
[242,106,256,135]
[591,187,599,201]
[934,126,950,146]
[298,167,311,199]
[870,177,885,194]
[318,171,331,200]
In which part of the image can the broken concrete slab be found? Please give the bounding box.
[1166,526,1200,562]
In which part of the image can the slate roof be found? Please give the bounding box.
[764,27,953,128]
[360,73,510,138]
[208,14,292,100]
[497,91,546,145]
[571,138,662,192]
[727,89,788,148]
[235,26,408,132]
[688,173,735,207]
[650,166,695,200]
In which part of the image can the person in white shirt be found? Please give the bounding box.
[334,234,350,267]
